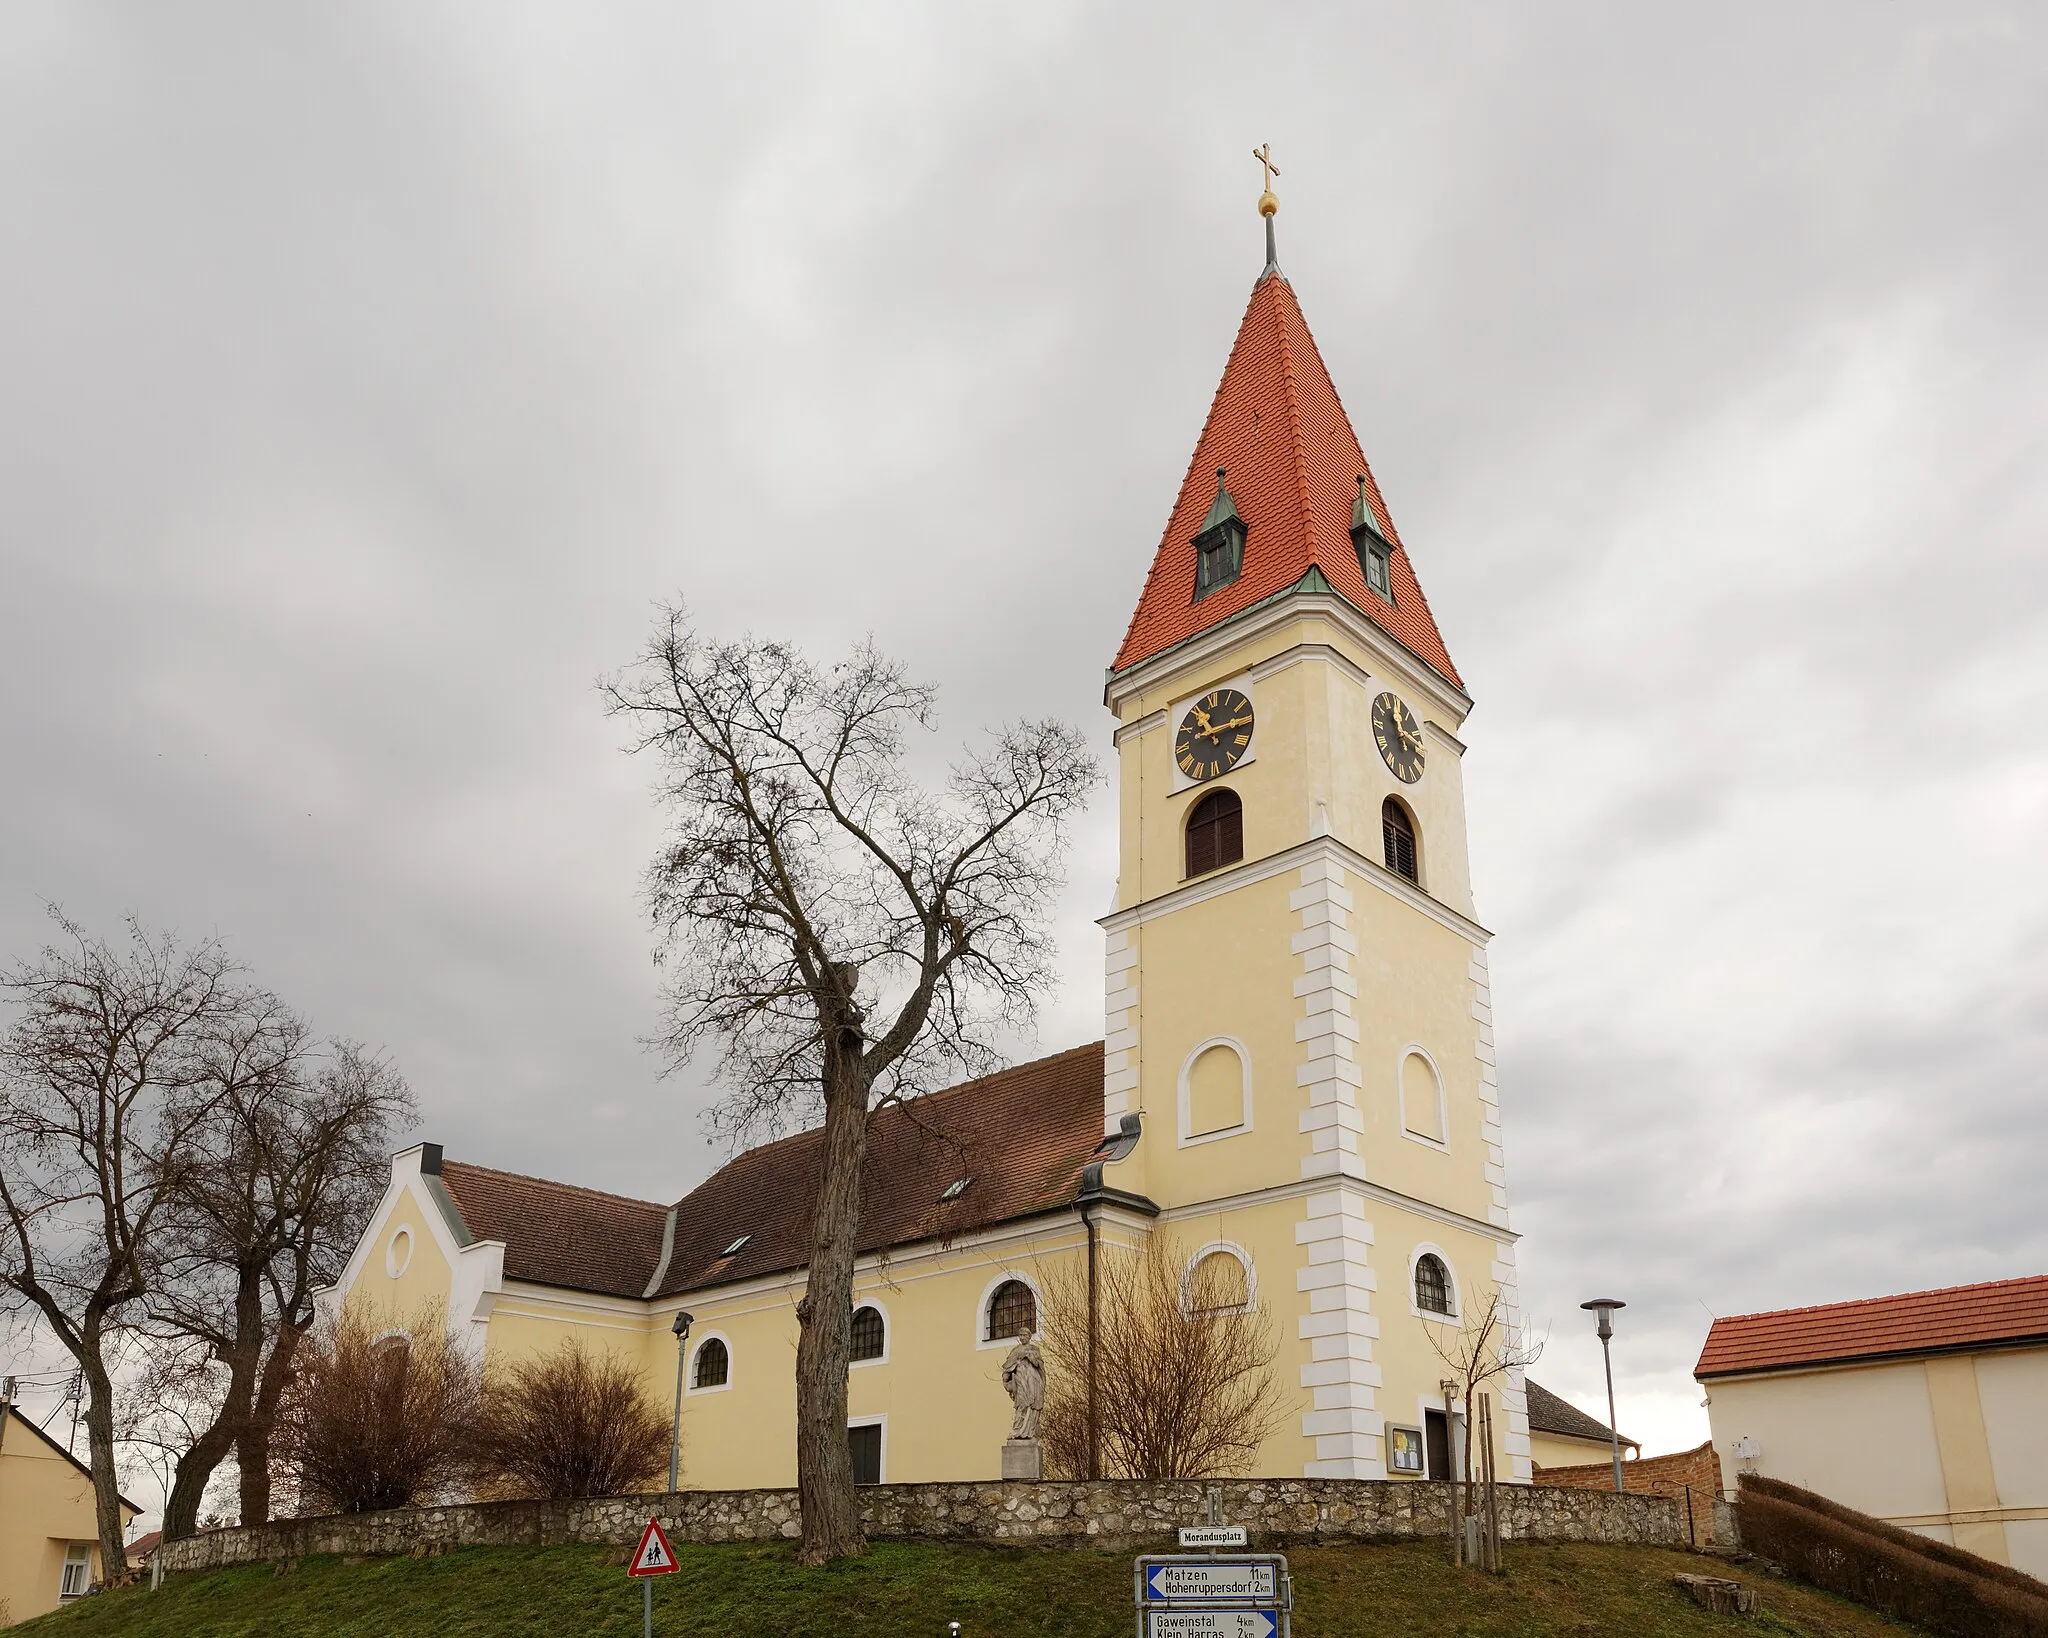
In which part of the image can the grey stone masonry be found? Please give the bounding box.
[155,1478,1682,1575]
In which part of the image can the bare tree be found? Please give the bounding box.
[1423,1283,1544,1486]
[0,912,248,1580]
[149,1032,413,1536]
[472,1338,672,1499]
[604,611,1097,1562]
[1039,1235,1285,1481]
[278,1298,480,1515]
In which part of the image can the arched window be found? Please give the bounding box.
[850,1305,885,1362]
[692,1336,730,1389]
[1186,788,1244,878]
[1414,1253,1454,1316]
[985,1279,1037,1342]
[1186,1249,1251,1315]
[1382,797,1418,883]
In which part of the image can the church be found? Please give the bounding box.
[332,173,1532,1492]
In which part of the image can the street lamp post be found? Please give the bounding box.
[669,1310,694,1493]
[1580,1299,1626,1493]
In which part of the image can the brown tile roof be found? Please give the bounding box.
[437,1163,670,1300]
[1523,1379,1636,1450]
[1694,1276,2048,1379]
[652,1042,1108,1298]
[1111,270,1461,689]
[429,1044,1110,1304]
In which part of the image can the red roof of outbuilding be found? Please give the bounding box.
[1111,270,1460,688]
[1694,1276,2048,1379]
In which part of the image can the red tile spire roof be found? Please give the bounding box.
[1111,268,1462,688]
[1694,1275,2048,1379]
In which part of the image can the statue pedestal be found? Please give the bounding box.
[1002,1438,1042,1481]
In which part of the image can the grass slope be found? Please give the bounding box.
[27,1539,1921,1638]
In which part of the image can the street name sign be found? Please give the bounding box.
[628,1516,679,1577]
[1142,1561,1278,1604]
[1177,1525,1249,1549]
[1146,1609,1277,1638]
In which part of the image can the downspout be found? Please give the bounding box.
[1084,1199,1100,1480]
[1073,1113,1151,1485]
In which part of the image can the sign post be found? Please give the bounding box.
[1134,1554,1291,1638]
[628,1516,680,1638]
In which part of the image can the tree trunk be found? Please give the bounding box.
[793,1045,870,1565]
[164,1268,267,1538]
[238,1317,305,1526]
[80,1345,127,1583]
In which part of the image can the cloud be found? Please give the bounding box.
[3,0,2043,1467]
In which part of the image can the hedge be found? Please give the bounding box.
[1737,1474,2048,1638]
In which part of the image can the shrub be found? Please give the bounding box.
[1038,1234,1282,1480]
[277,1299,480,1514]
[472,1339,673,1499]
[1738,1473,2048,1638]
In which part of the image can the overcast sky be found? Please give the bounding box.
[4,3,2045,1474]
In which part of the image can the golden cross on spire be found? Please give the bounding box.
[1253,143,1281,272]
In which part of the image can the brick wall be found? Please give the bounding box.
[155,1476,1683,1575]
[1533,1441,1725,1545]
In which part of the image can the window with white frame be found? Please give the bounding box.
[692,1336,730,1389]
[1414,1253,1455,1316]
[59,1543,92,1599]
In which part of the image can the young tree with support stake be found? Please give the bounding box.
[605,609,1097,1565]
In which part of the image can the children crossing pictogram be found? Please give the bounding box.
[628,1516,679,1577]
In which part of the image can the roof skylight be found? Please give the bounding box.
[720,1234,751,1257]
[940,1177,974,1202]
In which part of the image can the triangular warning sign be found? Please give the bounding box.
[627,1516,679,1577]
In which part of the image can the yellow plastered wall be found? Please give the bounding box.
[1105,595,1520,1481]
[0,1411,136,1624]
[1530,1430,1624,1471]
[350,1181,459,1328]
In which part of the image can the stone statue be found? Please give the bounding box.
[1001,1338,1044,1444]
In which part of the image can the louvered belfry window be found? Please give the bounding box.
[1382,797,1418,883]
[1186,788,1244,878]
[850,1304,885,1362]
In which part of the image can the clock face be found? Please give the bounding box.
[1174,687,1255,781]
[1372,692,1425,783]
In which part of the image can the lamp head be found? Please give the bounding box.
[672,1310,694,1340]
[1580,1298,1625,1341]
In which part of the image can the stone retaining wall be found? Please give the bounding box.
[156,1478,1682,1575]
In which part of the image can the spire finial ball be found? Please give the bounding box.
[1258,190,1278,218]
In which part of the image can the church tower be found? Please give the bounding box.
[1099,177,1529,1481]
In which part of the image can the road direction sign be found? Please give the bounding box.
[628,1516,679,1577]
[1146,1609,1277,1638]
[1177,1525,1249,1549]
[1142,1561,1279,1604]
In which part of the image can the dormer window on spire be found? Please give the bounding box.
[1192,469,1246,601]
[1352,475,1394,605]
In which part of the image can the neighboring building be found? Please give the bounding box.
[332,186,1534,1488]
[0,1400,139,1622]
[1698,1276,2048,1576]
[1523,1379,1638,1471]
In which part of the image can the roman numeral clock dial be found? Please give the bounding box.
[1372,691,1426,783]
[1174,688,1254,781]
